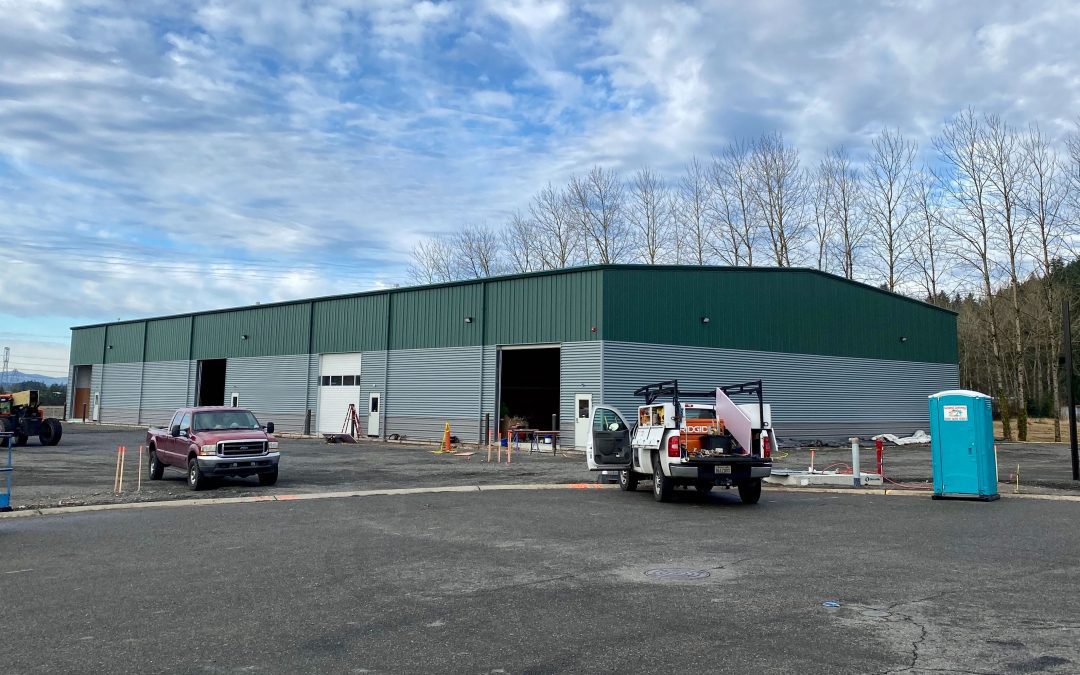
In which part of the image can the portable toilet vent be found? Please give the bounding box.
[928,390,999,501]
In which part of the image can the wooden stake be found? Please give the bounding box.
[117,446,126,494]
[113,446,122,493]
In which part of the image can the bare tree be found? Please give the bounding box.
[568,166,632,264]
[676,156,714,265]
[710,141,758,266]
[982,114,1029,440]
[452,223,504,279]
[408,236,457,284]
[749,132,807,267]
[823,147,864,279]
[910,169,949,303]
[501,212,541,274]
[530,183,580,269]
[626,167,673,264]
[810,155,833,271]
[865,128,917,291]
[934,109,1013,440]
[1020,124,1070,441]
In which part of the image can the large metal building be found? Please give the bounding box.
[67,265,958,446]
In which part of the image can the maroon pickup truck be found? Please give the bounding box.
[146,407,280,491]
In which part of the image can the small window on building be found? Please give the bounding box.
[330,376,342,386]
[321,376,331,386]
[342,375,355,386]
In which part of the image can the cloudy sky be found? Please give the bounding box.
[1,0,1078,377]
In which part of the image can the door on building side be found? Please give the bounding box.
[317,353,363,435]
[72,365,92,421]
[574,394,592,449]
[368,394,381,437]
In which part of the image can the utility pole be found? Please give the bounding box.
[1,347,8,393]
[1064,300,1078,481]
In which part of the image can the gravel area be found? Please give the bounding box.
[7,423,1080,510]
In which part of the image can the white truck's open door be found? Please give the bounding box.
[586,406,632,471]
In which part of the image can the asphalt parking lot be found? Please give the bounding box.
[7,424,1080,510]
[8,424,594,510]
[3,488,1079,674]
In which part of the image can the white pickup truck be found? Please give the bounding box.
[586,380,775,504]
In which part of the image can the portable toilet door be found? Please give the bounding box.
[928,390,999,501]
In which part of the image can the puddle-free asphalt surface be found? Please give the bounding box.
[3,487,1079,673]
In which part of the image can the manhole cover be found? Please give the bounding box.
[644,568,711,580]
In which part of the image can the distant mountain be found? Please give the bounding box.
[4,370,66,387]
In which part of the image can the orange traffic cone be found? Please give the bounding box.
[442,422,451,452]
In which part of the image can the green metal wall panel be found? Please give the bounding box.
[389,284,483,350]
[191,304,311,360]
[484,269,603,345]
[311,294,389,354]
[104,322,146,364]
[70,326,106,365]
[601,268,957,363]
[145,316,192,362]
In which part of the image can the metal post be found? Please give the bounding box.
[303,409,312,436]
[551,413,558,454]
[1064,299,1078,481]
[850,437,861,487]
[485,413,490,446]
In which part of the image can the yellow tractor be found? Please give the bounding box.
[0,390,62,446]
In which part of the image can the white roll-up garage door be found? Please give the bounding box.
[317,353,363,434]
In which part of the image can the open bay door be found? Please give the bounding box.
[586,406,632,471]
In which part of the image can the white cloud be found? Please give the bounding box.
[1,0,1079,362]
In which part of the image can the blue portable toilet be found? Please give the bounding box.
[928,390,999,501]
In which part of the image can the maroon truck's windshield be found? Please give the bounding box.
[193,411,261,431]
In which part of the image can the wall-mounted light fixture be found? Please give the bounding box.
[107,345,114,350]
[899,336,908,343]
[701,316,711,325]
[240,334,249,340]
[464,316,473,324]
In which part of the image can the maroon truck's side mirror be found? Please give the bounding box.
[170,424,181,437]
[265,422,275,434]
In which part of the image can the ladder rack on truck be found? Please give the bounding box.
[633,379,765,429]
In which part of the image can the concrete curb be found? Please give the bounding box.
[764,486,1080,502]
[4,482,1078,521]
[0,483,619,520]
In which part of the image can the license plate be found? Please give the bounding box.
[716,465,732,474]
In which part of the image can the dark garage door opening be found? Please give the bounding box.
[197,359,226,407]
[499,346,560,432]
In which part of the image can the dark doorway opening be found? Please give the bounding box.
[499,347,560,431]
[197,359,227,406]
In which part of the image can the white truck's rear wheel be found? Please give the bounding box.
[652,453,674,502]
[738,478,762,504]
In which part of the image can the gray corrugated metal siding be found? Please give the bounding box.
[385,346,481,442]
[601,341,958,441]
[560,342,602,446]
[357,350,387,436]
[225,355,311,433]
[139,360,191,426]
[100,363,142,425]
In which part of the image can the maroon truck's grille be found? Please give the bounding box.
[219,441,267,456]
